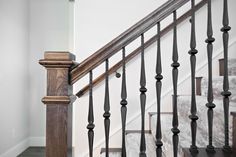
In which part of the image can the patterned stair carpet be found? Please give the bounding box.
[150,96,236,157]
[100,133,156,157]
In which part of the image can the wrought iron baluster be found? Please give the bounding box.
[171,9,180,157]
[103,59,111,157]
[155,22,163,157]
[188,0,199,154]
[205,0,216,153]
[87,71,95,157]
[221,0,232,153]
[139,34,147,157]
[121,47,128,157]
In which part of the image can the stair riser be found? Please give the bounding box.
[219,59,236,76]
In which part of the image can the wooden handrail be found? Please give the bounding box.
[76,0,207,97]
[70,0,192,84]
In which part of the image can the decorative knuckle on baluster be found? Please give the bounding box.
[171,128,180,135]
[189,114,199,120]
[87,123,95,130]
[171,62,180,68]
[206,102,216,109]
[221,26,231,32]
[205,37,215,43]
[103,112,111,118]
[155,140,163,147]
[120,99,127,106]
[221,91,231,97]
[155,74,163,80]
[188,49,198,55]
[139,87,147,93]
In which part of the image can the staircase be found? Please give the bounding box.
[99,58,236,157]
[38,0,236,157]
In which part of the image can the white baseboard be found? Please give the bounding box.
[0,139,29,157]
[0,137,46,157]
[29,137,45,146]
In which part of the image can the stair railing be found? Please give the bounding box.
[39,0,233,156]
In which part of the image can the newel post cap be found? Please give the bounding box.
[39,51,76,68]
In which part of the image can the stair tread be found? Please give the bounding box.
[100,152,121,157]
[126,133,156,157]
[150,96,236,157]
[100,132,156,157]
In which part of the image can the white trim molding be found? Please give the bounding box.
[0,139,29,157]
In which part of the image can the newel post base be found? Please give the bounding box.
[39,51,76,157]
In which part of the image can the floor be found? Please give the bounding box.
[17,147,45,157]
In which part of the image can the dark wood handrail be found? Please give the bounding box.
[76,0,207,97]
[70,0,191,84]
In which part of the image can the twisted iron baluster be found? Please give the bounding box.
[189,0,199,154]
[172,9,180,157]
[139,34,147,157]
[205,0,216,153]
[87,71,95,157]
[121,47,128,157]
[155,22,163,157]
[221,0,232,153]
[103,59,111,157]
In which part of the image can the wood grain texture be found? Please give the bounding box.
[195,77,203,96]
[39,51,75,157]
[76,0,207,97]
[219,59,224,76]
[231,112,236,150]
[100,148,122,154]
[71,0,193,84]
[42,96,75,105]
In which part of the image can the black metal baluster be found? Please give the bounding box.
[104,59,111,157]
[121,47,128,157]
[221,0,232,153]
[87,71,95,157]
[139,34,147,157]
[172,9,180,157]
[155,22,163,157]
[188,0,199,154]
[205,0,216,153]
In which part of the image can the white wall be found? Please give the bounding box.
[1,0,234,156]
[0,0,30,156]
[73,0,169,156]
[0,0,73,156]
[28,0,72,145]
[73,0,236,156]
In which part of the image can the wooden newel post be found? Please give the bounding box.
[39,51,76,157]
